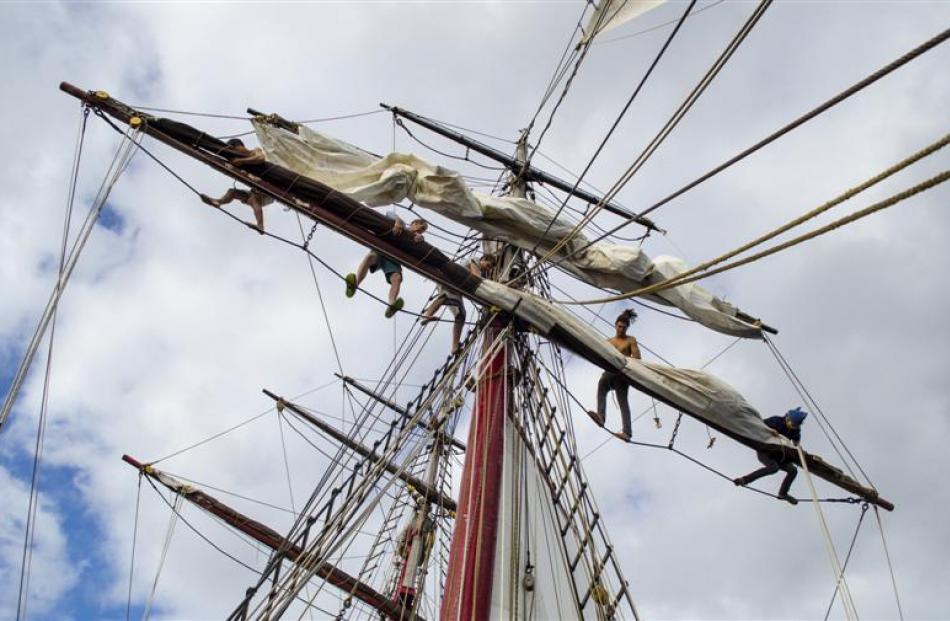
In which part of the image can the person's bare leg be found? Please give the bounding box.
[421,297,444,325]
[356,252,377,286]
[249,195,266,234]
[451,310,464,353]
[388,272,403,305]
[200,188,239,208]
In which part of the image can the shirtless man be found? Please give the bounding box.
[421,254,496,353]
[345,214,428,318]
[588,309,641,442]
[200,139,271,233]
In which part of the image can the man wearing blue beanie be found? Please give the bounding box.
[733,407,809,505]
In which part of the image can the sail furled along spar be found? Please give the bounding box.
[252,121,764,339]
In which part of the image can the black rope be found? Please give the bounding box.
[545,25,950,272]
[394,118,506,171]
[521,0,697,260]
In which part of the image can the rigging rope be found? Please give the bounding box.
[14,106,88,621]
[596,0,728,46]
[522,0,773,284]
[796,443,859,621]
[148,379,339,465]
[294,213,345,373]
[873,506,905,620]
[142,493,183,621]
[126,474,143,621]
[823,503,868,621]
[568,132,950,304]
[1,113,139,431]
[539,26,950,277]
[520,0,697,263]
[558,167,950,306]
[764,334,871,488]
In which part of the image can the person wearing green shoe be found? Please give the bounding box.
[345,213,428,318]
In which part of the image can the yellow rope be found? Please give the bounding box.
[557,157,950,306]
[585,133,950,303]
[796,444,859,621]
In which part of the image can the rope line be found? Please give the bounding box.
[596,0,728,46]
[126,473,142,621]
[764,334,873,488]
[559,167,950,305]
[148,379,339,465]
[873,506,905,620]
[520,0,772,285]
[571,132,950,304]
[520,0,697,263]
[539,26,950,277]
[796,443,859,620]
[142,492,182,621]
[823,503,868,621]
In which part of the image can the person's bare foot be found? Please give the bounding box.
[199,193,221,207]
[612,431,632,442]
[420,315,435,326]
[586,410,605,427]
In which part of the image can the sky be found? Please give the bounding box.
[1,1,949,619]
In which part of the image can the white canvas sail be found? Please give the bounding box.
[581,0,667,43]
[252,121,763,338]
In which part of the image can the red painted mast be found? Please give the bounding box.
[440,320,508,620]
[441,137,526,621]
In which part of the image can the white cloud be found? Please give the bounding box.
[0,466,79,620]
[2,0,950,618]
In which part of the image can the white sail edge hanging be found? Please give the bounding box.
[581,0,667,44]
[253,121,761,338]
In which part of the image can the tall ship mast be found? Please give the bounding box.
[4,2,947,619]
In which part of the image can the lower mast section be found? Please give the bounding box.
[440,317,509,621]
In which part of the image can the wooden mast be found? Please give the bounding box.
[440,136,528,620]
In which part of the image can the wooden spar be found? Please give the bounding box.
[60,83,891,510]
[546,323,895,511]
[262,389,458,513]
[335,373,466,452]
[58,82,485,306]
[381,103,663,234]
[120,455,421,621]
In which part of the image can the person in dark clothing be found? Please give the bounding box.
[587,309,640,442]
[733,407,808,505]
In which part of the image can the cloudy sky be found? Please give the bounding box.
[2,1,949,619]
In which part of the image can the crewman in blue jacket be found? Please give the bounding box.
[733,407,808,505]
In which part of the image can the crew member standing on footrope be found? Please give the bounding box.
[344,212,428,318]
[588,309,640,442]
[733,407,808,505]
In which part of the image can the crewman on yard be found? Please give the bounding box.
[421,254,495,354]
[200,138,271,233]
[733,407,809,505]
[587,308,640,442]
[345,212,428,318]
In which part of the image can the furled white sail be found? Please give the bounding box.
[475,280,789,448]
[253,121,762,338]
[581,0,667,43]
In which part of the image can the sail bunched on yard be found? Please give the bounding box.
[253,121,763,338]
